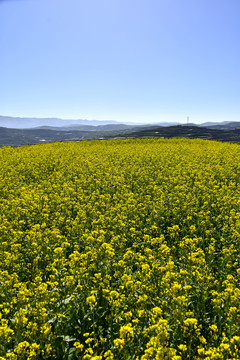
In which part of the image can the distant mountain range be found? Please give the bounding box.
[0,115,180,129]
[0,115,240,147]
[1,115,240,130]
[0,115,122,129]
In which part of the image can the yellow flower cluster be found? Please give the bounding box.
[0,138,240,359]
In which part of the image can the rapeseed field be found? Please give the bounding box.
[0,138,240,359]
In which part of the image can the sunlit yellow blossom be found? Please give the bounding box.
[178,344,187,352]
[1,138,240,359]
[86,295,97,306]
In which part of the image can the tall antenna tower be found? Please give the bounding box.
[187,116,189,125]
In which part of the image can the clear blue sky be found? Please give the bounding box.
[0,0,239,124]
